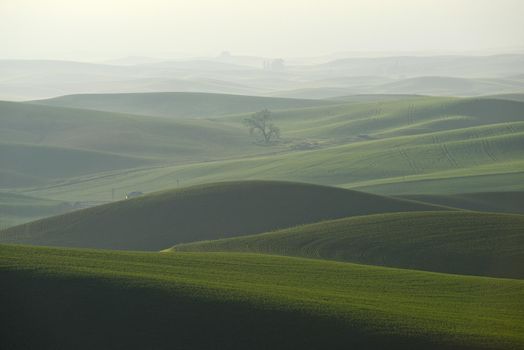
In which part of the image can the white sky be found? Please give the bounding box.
[1,0,523,61]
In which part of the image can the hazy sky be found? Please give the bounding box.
[2,0,523,61]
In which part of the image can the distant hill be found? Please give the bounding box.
[481,93,524,102]
[0,99,269,160]
[0,181,444,250]
[0,192,71,230]
[400,191,524,214]
[315,54,524,78]
[32,92,334,119]
[101,56,165,66]
[374,76,524,96]
[230,96,524,140]
[2,55,524,100]
[267,75,524,99]
[0,59,132,100]
[267,87,356,100]
[330,94,424,102]
[0,100,288,188]
[173,211,524,279]
[22,96,524,200]
[0,142,150,187]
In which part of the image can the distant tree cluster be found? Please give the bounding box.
[243,109,280,144]
[262,58,285,71]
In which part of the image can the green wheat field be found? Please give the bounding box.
[1,54,524,349]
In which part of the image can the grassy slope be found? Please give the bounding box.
[0,100,300,188]
[0,142,151,186]
[353,170,524,195]
[0,181,445,251]
[32,120,522,199]
[220,97,524,194]
[21,96,523,200]
[0,192,71,230]
[173,211,524,279]
[32,92,334,118]
[399,191,524,214]
[1,244,523,350]
[255,97,524,140]
[0,100,282,160]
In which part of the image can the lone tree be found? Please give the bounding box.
[243,109,280,144]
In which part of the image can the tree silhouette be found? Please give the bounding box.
[243,109,280,144]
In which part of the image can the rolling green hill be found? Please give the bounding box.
[0,142,151,187]
[0,100,278,160]
[173,211,524,279]
[1,244,523,350]
[32,92,334,119]
[0,181,445,251]
[400,191,524,214]
[1,95,522,200]
[257,96,524,140]
[18,96,524,200]
[50,120,522,197]
[0,192,71,230]
[0,100,296,188]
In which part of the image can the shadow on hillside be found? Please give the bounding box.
[0,270,485,350]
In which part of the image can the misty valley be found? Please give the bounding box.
[1,1,524,349]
